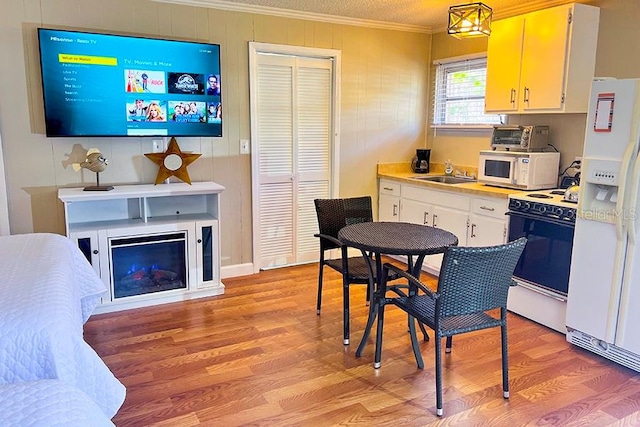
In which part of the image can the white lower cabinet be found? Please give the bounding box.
[379,179,509,274]
[468,197,508,247]
[398,183,470,273]
[379,180,401,222]
[428,205,469,271]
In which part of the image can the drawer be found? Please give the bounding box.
[403,184,469,211]
[402,184,436,202]
[379,180,401,196]
[471,197,508,219]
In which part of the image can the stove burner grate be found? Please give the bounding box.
[550,190,565,195]
[528,194,553,199]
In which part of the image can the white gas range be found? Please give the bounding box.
[506,188,577,333]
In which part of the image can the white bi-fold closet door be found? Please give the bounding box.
[250,43,340,271]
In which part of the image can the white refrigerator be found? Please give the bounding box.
[566,78,640,371]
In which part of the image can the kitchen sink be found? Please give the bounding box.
[411,175,477,184]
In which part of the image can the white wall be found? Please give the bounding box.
[0,0,431,267]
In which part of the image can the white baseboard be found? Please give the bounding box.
[221,263,255,279]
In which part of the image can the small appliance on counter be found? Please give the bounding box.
[411,149,431,173]
[477,150,560,190]
[491,125,550,151]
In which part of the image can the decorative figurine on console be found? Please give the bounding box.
[72,149,114,191]
[144,137,202,185]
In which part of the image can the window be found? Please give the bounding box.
[432,55,502,127]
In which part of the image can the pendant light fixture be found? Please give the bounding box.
[447,2,493,38]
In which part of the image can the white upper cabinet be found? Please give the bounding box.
[485,3,600,114]
[485,17,525,112]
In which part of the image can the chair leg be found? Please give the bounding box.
[435,335,443,417]
[408,317,425,369]
[445,336,452,353]
[316,262,324,315]
[501,323,509,399]
[418,322,430,342]
[365,283,371,306]
[343,276,350,345]
[374,299,385,369]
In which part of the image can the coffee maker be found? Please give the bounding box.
[411,149,431,173]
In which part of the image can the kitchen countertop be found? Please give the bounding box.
[378,163,521,199]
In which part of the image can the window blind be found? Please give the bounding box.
[432,56,502,126]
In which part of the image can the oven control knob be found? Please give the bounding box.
[538,205,547,214]
[512,200,522,209]
[554,207,564,217]
[567,210,576,220]
[523,202,531,211]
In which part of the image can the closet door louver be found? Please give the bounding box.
[256,55,332,268]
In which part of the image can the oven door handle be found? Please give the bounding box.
[506,211,575,228]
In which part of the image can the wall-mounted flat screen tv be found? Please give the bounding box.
[37,28,222,137]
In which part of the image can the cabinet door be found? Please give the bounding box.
[70,230,101,276]
[485,16,525,113]
[468,215,506,247]
[195,220,220,289]
[426,206,469,272]
[520,5,570,111]
[379,194,400,222]
[400,198,432,226]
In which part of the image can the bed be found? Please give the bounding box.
[0,233,125,421]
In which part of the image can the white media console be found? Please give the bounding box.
[58,182,225,313]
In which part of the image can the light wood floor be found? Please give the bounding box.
[85,262,640,426]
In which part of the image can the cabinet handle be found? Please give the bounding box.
[471,223,477,238]
[393,204,398,216]
[524,87,530,103]
[510,88,516,105]
[423,212,429,225]
[433,214,438,227]
[383,187,393,191]
[480,206,495,212]
[93,250,99,255]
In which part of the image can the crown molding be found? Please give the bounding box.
[151,0,432,33]
[432,0,582,33]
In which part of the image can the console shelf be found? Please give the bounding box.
[58,182,225,313]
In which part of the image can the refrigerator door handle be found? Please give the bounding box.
[626,149,640,244]
[616,143,636,240]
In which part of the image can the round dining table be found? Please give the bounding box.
[338,221,458,366]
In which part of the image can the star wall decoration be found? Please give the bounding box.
[144,137,202,185]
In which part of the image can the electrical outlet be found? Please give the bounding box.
[240,139,250,154]
[152,139,164,153]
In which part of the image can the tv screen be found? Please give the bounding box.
[37,28,222,137]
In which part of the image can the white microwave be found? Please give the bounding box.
[478,150,560,190]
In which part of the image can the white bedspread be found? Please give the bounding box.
[0,233,126,418]
[0,380,114,426]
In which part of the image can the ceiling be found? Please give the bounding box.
[160,0,580,32]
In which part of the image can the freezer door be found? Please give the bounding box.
[616,242,640,354]
[566,218,625,341]
[615,152,640,354]
[582,79,640,162]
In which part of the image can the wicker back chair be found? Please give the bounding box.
[376,237,527,416]
[314,197,398,345]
